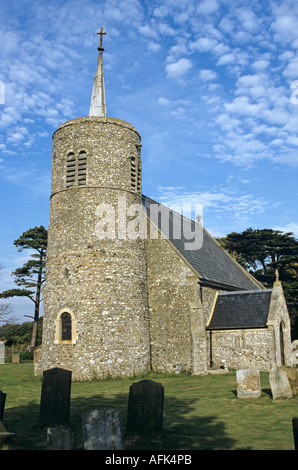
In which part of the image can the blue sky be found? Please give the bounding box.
[0,0,298,322]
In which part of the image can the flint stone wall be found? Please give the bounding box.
[41,117,150,381]
[208,328,274,371]
[146,229,216,374]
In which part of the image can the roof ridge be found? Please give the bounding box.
[218,289,272,296]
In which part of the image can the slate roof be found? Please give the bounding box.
[142,195,262,291]
[207,289,272,330]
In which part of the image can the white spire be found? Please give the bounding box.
[89,28,107,117]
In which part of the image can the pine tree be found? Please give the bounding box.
[0,226,47,350]
[218,228,298,336]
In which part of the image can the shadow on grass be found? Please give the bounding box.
[3,392,239,450]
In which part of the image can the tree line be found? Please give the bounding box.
[0,225,297,348]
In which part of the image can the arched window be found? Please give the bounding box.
[235,336,245,349]
[54,309,78,344]
[61,312,72,341]
[66,152,76,187]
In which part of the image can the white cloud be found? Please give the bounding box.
[158,22,176,36]
[199,69,217,81]
[148,41,161,52]
[156,184,268,222]
[153,5,170,18]
[282,57,298,79]
[252,58,270,71]
[197,0,218,15]
[190,37,218,52]
[274,222,298,237]
[138,24,159,40]
[216,52,235,65]
[271,13,298,43]
[158,96,171,106]
[235,8,261,33]
[165,58,192,79]
[224,96,266,117]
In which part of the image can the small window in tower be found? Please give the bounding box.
[66,152,76,187]
[137,161,141,193]
[61,312,72,341]
[78,150,87,185]
[131,156,137,192]
[66,150,87,188]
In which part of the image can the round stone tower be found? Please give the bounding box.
[41,31,150,380]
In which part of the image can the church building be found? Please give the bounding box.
[40,30,293,380]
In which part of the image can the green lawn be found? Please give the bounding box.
[0,363,297,450]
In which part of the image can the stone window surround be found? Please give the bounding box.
[54,308,78,345]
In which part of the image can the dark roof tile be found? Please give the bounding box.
[142,195,261,291]
[207,289,272,329]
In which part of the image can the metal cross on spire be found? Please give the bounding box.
[97,27,106,51]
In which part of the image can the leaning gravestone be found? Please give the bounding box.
[0,342,4,364]
[236,369,261,398]
[269,366,293,400]
[0,391,6,421]
[126,379,164,440]
[47,425,76,450]
[39,367,72,426]
[82,409,124,450]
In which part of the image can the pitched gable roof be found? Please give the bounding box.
[207,289,272,330]
[142,195,262,291]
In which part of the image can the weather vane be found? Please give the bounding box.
[97,27,106,52]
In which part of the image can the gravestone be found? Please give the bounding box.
[236,369,261,398]
[0,421,15,450]
[0,391,6,421]
[126,379,164,440]
[282,366,298,396]
[12,353,20,363]
[34,348,42,376]
[0,342,4,364]
[39,367,72,426]
[82,409,124,450]
[269,366,293,400]
[292,418,298,450]
[47,425,76,450]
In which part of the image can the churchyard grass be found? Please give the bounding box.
[0,362,297,450]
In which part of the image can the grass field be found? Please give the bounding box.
[0,363,297,450]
